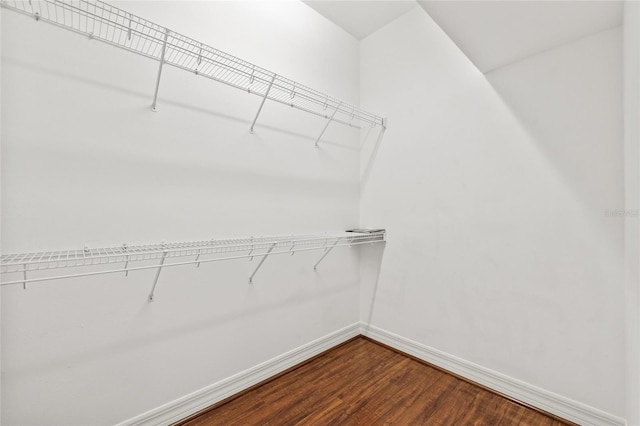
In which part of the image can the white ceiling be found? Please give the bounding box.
[418,1,624,73]
[302,1,417,40]
[303,1,623,73]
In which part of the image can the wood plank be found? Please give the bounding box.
[352,352,459,425]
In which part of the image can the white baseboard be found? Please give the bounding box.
[116,321,626,426]
[116,322,361,426]
[359,322,626,426]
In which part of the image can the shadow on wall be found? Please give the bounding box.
[1,269,355,381]
[2,57,358,151]
[361,124,387,194]
[360,242,386,328]
[483,27,624,254]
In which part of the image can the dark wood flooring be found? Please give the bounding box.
[179,337,571,426]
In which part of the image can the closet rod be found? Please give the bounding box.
[2,0,386,132]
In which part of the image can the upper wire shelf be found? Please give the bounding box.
[2,0,386,136]
[1,230,386,300]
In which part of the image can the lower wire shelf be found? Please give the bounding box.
[1,229,386,301]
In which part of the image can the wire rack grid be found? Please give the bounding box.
[2,0,385,129]
[0,231,386,286]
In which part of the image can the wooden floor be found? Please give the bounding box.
[179,337,571,426]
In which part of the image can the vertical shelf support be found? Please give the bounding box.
[249,242,276,284]
[151,29,170,112]
[250,74,276,134]
[248,236,255,261]
[313,240,339,270]
[195,249,202,267]
[22,264,27,290]
[315,102,342,147]
[147,251,168,302]
[122,244,129,276]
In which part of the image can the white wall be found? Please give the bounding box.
[2,1,631,424]
[624,1,640,424]
[360,7,625,418]
[0,5,4,423]
[1,1,362,424]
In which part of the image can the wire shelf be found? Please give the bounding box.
[2,0,386,130]
[0,230,386,289]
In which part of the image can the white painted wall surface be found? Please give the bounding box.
[417,0,623,73]
[360,7,625,417]
[624,1,640,424]
[1,2,362,424]
[0,5,4,423]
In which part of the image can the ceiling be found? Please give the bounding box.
[417,1,623,73]
[302,1,417,40]
[303,1,623,73]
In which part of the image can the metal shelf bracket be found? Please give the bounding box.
[250,74,276,134]
[122,244,129,276]
[22,264,27,290]
[248,242,276,284]
[313,240,339,270]
[315,102,342,147]
[248,236,255,261]
[147,250,168,302]
[151,29,170,112]
[195,249,202,267]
